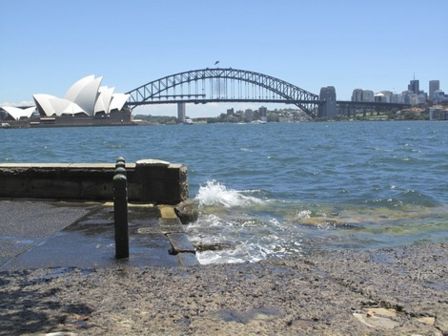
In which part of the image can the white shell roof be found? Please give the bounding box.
[33,94,85,117]
[64,75,95,101]
[5,75,127,119]
[94,86,115,114]
[109,93,130,111]
[65,75,102,114]
[1,106,35,120]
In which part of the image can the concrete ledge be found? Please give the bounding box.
[158,205,179,219]
[0,159,188,205]
[167,233,196,254]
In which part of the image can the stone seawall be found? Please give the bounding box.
[0,159,188,205]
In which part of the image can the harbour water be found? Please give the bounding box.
[2,121,448,264]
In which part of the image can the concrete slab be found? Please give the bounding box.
[159,220,185,234]
[167,232,196,253]
[0,200,95,267]
[177,252,200,266]
[3,227,178,270]
[0,201,198,270]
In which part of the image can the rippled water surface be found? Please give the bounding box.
[2,121,448,263]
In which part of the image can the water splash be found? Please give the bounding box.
[196,180,264,208]
[189,180,304,265]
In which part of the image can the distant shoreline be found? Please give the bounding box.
[2,116,448,129]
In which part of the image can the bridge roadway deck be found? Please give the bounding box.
[127,99,410,109]
[127,98,322,106]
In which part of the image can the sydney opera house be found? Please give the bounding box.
[1,75,132,127]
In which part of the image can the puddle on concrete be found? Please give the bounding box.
[0,236,35,245]
[2,202,196,269]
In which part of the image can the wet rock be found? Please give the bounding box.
[175,199,199,224]
[434,314,448,334]
[416,316,435,326]
[195,242,233,252]
[353,312,400,329]
[366,307,397,318]
[2,242,448,335]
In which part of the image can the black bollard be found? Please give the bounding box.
[115,162,125,169]
[114,166,127,177]
[116,157,126,168]
[113,173,129,259]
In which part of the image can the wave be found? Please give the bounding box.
[195,180,265,208]
[361,189,440,208]
[189,181,446,265]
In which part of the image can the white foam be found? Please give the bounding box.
[189,180,305,265]
[196,250,247,265]
[196,243,268,265]
[296,210,312,220]
[195,180,264,208]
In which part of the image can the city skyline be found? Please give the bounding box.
[1,0,447,117]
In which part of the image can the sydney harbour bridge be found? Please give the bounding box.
[125,68,409,119]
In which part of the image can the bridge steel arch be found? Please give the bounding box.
[125,68,321,116]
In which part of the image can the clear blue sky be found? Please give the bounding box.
[1,0,447,117]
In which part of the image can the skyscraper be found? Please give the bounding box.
[408,80,419,94]
[362,90,375,102]
[429,80,440,100]
[351,89,363,102]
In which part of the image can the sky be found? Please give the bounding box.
[1,0,447,117]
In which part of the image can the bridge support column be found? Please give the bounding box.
[318,86,337,119]
[177,103,186,123]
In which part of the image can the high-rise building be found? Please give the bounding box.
[350,89,374,102]
[362,90,375,102]
[417,93,427,105]
[433,90,448,104]
[429,80,440,100]
[244,109,254,122]
[402,91,413,105]
[391,93,404,103]
[374,93,388,103]
[408,80,419,94]
[351,89,363,102]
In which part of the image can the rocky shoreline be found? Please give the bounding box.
[1,242,447,335]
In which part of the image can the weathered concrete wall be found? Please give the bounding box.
[0,159,188,205]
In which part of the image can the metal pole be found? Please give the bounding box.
[113,172,129,259]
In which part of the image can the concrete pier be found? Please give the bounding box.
[0,159,197,269]
[0,159,188,205]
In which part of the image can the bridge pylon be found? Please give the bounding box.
[318,86,337,118]
[177,102,186,123]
